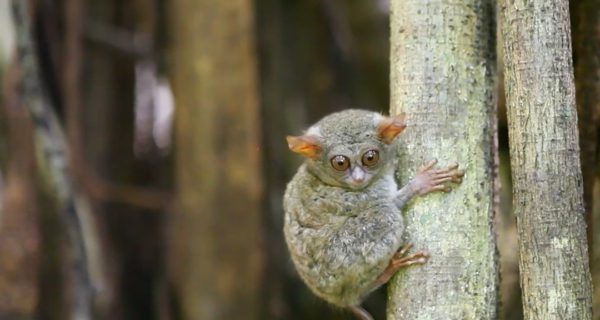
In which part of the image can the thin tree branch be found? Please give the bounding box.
[81,171,172,210]
[11,1,96,318]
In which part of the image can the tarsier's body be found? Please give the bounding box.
[284,110,463,319]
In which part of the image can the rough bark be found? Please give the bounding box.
[167,0,264,319]
[388,1,498,319]
[500,0,593,319]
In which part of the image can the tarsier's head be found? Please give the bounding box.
[287,109,406,190]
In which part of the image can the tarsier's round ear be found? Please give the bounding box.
[377,113,407,144]
[286,135,322,159]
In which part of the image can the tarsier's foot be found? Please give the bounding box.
[373,243,429,287]
[413,159,464,195]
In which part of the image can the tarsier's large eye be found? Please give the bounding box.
[362,150,380,167]
[330,155,350,171]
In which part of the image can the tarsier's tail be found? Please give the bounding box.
[350,306,374,320]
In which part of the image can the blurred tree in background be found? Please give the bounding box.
[168,0,263,319]
[0,0,598,319]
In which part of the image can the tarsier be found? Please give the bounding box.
[283,109,464,320]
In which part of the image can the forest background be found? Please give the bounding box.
[0,0,598,319]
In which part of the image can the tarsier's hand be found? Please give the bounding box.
[412,159,464,195]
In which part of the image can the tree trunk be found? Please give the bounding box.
[500,0,593,318]
[167,1,264,319]
[387,1,498,319]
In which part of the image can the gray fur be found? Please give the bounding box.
[284,109,410,307]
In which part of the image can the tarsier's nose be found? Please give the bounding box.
[351,167,366,183]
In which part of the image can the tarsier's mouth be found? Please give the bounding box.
[347,178,371,190]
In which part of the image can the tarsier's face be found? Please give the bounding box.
[320,139,387,190]
[287,109,406,190]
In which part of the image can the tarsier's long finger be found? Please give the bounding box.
[432,171,464,184]
[444,163,460,171]
[432,164,460,174]
[394,243,414,258]
[431,172,459,181]
[453,170,465,177]
[431,176,453,185]
[431,170,465,182]
[422,185,451,194]
[391,251,429,267]
[418,159,438,173]
[451,176,463,183]
[392,256,426,267]
[404,251,429,260]
[393,259,428,269]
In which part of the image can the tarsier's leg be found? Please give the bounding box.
[351,244,427,320]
